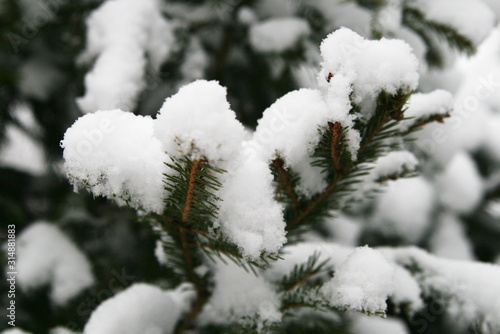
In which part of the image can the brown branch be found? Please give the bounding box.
[286,269,321,291]
[181,159,201,223]
[273,158,301,209]
[328,121,345,172]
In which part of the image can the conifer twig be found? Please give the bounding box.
[273,158,302,209]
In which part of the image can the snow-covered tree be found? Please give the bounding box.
[2,1,500,334]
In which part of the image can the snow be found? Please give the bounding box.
[351,315,409,334]
[83,283,194,334]
[399,89,454,133]
[318,27,419,118]
[409,0,496,46]
[321,246,395,315]
[200,259,281,327]
[384,247,500,332]
[324,214,362,247]
[216,153,286,259]
[372,151,418,181]
[154,80,246,162]
[391,266,424,312]
[0,105,46,176]
[435,151,483,214]
[49,328,79,334]
[253,88,342,195]
[428,213,475,261]
[16,222,94,306]
[0,330,31,334]
[77,0,175,113]
[61,109,169,214]
[371,177,435,243]
[249,17,310,53]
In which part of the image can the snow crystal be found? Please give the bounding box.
[435,151,483,214]
[399,89,454,133]
[217,153,286,259]
[385,247,500,332]
[428,213,475,261]
[16,222,94,306]
[371,177,435,243]
[409,0,496,46]
[249,17,310,53]
[351,315,409,334]
[77,0,174,113]
[321,246,395,315]
[154,80,246,162]
[200,259,281,326]
[61,109,169,214]
[84,283,194,334]
[319,27,419,118]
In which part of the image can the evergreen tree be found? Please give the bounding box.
[2,1,500,334]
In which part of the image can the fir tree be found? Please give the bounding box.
[2,1,500,334]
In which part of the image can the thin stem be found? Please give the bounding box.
[273,158,302,209]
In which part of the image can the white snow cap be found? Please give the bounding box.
[154,80,246,161]
[400,89,454,133]
[409,0,496,46]
[78,0,174,113]
[217,153,286,259]
[385,247,500,332]
[436,151,483,214]
[372,151,419,181]
[61,109,169,214]
[351,315,409,334]
[16,222,94,306]
[319,27,419,116]
[200,259,281,326]
[249,17,311,53]
[321,246,395,315]
[0,104,46,176]
[372,177,435,243]
[84,283,194,334]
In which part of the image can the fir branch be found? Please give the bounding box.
[328,121,345,172]
[402,6,475,67]
[279,252,330,291]
[286,90,412,233]
[272,157,302,209]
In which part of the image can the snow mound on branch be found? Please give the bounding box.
[319,27,419,117]
[409,0,496,46]
[154,80,246,162]
[217,154,286,259]
[351,315,409,334]
[16,222,94,306]
[321,246,395,315]
[428,213,475,261]
[436,151,483,214]
[84,283,194,334]
[61,109,169,214]
[200,259,281,326]
[371,176,435,243]
[78,0,174,113]
[372,151,418,181]
[0,104,46,176]
[249,17,310,53]
[384,247,500,332]
[400,89,454,133]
